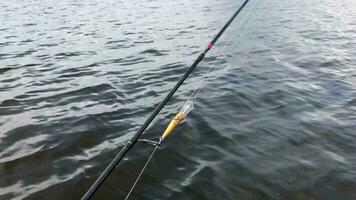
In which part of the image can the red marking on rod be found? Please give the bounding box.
[207,43,213,50]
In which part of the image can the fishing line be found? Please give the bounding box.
[124,145,159,200]
[202,0,267,88]
[187,0,266,104]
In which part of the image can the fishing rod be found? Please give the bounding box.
[81,0,251,199]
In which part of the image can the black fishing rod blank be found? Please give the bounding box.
[81,0,250,199]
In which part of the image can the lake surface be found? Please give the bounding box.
[1,0,356,199]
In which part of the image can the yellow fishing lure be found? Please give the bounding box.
[161,111,185,139]
[161,99,193,140]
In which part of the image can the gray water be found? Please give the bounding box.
[1,0,356,199]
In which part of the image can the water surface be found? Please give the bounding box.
[1,0,356,199]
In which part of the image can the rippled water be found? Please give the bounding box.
[1,0,356,199]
